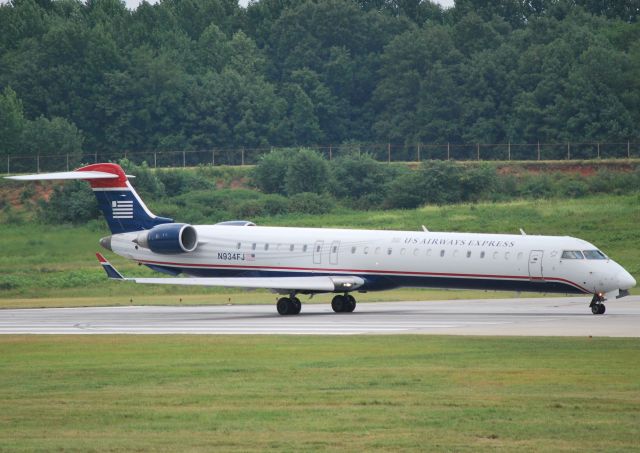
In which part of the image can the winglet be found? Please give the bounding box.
[96,253,124,280]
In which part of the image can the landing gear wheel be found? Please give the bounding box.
[331,295,346,313]
[278,297,295,315]
[291,297,302,315]
[345,295,356,313]
[590,294,606,315]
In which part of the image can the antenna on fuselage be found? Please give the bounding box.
[519,228,527,236]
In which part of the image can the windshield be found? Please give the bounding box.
[561,250,584,259]
[583,250,607,260]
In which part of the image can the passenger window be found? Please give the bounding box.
[387,248,393,255]
[290,244,294,251]
[493,251,498,259]
[316,245,321,252]
[252,243,256,250]
[440,250,445,257]
[480,251,485,259]
[236,242,241,249]
[351,247,356,254]
[364,247,369,255]
[466,251,471,258]
[332,246,337,253]
[505,252,510,260]
[264,244,269,251]
[303,244,308,252]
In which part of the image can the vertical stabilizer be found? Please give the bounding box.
[76,163,173,234]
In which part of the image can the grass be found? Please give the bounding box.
[0,335,638,451]
[0,194,638,305]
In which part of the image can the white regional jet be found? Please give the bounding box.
[7,163,636,315]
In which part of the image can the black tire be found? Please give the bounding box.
[331,295,346,313]
[291,297,302,315]
[345,294,356,313]
[591,304,600,315]
[599,304,606,315]
[277,297,291,315]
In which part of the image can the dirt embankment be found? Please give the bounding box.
[495,160,638,177]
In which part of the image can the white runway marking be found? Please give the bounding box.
[0,296,639,336]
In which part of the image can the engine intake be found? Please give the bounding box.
[136,223,198,254]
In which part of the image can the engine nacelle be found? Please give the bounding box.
[136,223,198,254]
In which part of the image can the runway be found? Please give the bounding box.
[1,296,639,336]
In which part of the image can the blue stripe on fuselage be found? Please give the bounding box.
[142,265,586,294]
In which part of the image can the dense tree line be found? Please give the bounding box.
[0,0,638,158]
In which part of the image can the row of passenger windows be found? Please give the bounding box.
[561,250,607,260]
[234,242,606,261]
[236,241,526,260]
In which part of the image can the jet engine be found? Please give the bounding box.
[136,223,198,254]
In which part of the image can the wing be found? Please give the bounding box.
[96,253,363,293]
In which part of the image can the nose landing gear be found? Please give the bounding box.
[589,293,606,315]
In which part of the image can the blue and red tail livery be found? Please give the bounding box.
[78,163,173,234]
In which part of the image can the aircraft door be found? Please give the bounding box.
[313,240,324,265]
[528,250,544,279]
[330,241,340,265]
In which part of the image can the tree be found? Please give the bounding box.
[284,148,329,195]
[0,87,25,157]
[21,116,83,169]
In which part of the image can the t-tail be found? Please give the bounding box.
[5,163,173,233]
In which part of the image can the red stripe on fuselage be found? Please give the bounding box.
[135,258,591,293]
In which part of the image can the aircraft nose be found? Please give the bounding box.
[617,270,636,290]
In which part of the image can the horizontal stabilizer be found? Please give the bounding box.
[6,171,118,181]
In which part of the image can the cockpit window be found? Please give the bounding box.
[583,250,607,260]
[561,250,584,259]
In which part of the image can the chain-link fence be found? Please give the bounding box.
[4,141,638,174]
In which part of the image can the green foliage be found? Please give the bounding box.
[118,159,165,199]
[0,86,24,156]
[252,148,295,195]
[329,153,391,204]
[284,148,329,195]
[37,180,100,225]
[21,115,83,163]
[156,168,214,196]
[288,192,333,215]
[2,0,637,158]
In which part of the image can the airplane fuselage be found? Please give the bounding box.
[109,225,633,297]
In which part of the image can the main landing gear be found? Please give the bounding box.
[589,293,606,315]
[277,296,301,315]
[275,294,358,315]
[331,294,356,313]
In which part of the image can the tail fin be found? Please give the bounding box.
[6,163,173,234]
